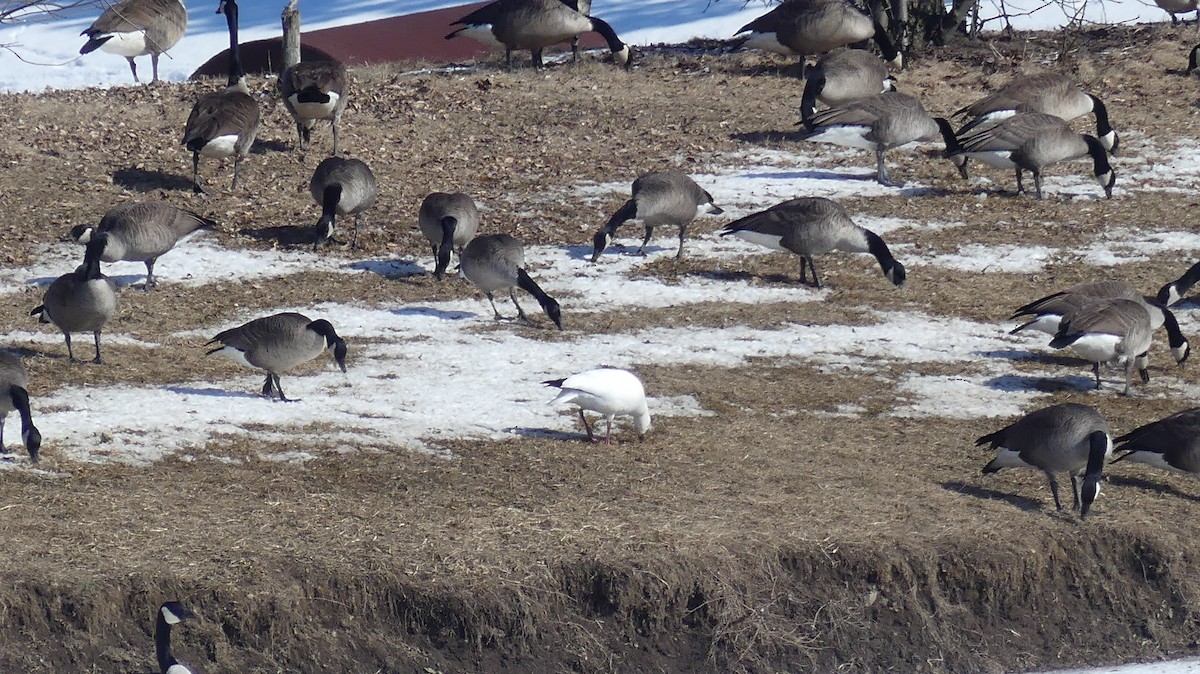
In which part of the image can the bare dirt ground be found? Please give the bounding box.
[5,20,1200,674]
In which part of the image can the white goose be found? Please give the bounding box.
[544,368,650,444]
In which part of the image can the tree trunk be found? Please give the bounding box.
[902,0,977,49]
[281,0,301,74]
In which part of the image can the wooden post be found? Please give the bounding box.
[281,0,301,74]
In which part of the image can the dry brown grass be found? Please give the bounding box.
[5,22,1200,674]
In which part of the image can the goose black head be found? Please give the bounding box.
[590,231,610,263]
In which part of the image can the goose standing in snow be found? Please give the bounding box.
[591,171,722,262]
[181,0,260,194]
[797,92,958,186]
[31,237,119,365]
[206,312,348,401]
[544,368,650,444]
[1049,298,1155,395]
[977,403,1111,518]
[67,201,216,290]
[79,0,188,84]
[280,59,348,156]
[0,352,41,464]
[460,234,563,329]
[308,157,377,250]
[446,0,631,70]
[719,197,905,288]
[155,601,197,674]
[419,192,480,280]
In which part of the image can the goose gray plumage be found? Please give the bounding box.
[79,0,187,83]
[30,237,119,365]
[280,59,348,155]
[460,234,563,329]
[1158,260,1200,306]
[798,91,958,185]
[419,192,480,280]
[734,0,903,69]
[67,201,216,290]
[156,601,196,674]
[591,171,723,262]
[1112,408,1200,482]
[446,0,631,70]
[1049,298,1155,395]
[977,403,1111,517]
[181,0,260,194]
[953,73,1119,155]
[719,197,905,288]
[800,49,897,123]
[1010,280,1190,368]
[0,352,41,464]
[946,112,1115,199]
[308,157,377,250]
[1155,0,1199,24]
[206,312,348,401]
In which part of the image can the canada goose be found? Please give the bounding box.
[67,201,216,290]
[418,192,480,279]
[800,49,897,123]
[308,157,377,250]
[446,0,631,70]
[946,112,1116,199]
[79,0,187,84]
[460,234,563,329]
[1189,45,1200,74]
[1157,260,1200,306]
[156,601,196,674]
[977,403,1110,517]
[206,312,347,401]
[280,59,348,155]
[797,92,958,185]
[1049,298,1155,395]
[1155,0,1199,24]
[734,0,903,69]
[1112,408,1200,481]
[544,368,650,444]
[1010,280,1191,368]
[590,171,723,262]
[0,352,41,464]
[719,197,905,288]
[30,237,119,365]
[953,73,1119,155]
[180,0,260,194]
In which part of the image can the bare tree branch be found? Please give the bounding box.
[0,1,103,25]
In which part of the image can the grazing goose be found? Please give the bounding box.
[953,73,1119,155]
[719,197,905,288]
[1049,298,1155,395]
[79,0,188,84]
[180,0,260,194]
[156,601,196,674]
[590,171,723,262]
[1112,408,1200,483]
[1010,280,1190,368]
[419,192,480,280]
[460,234,563,329]
[31,237,119,365]
[734,0,903,68]
[206,312,347,402]
[280,59,348,155]
[946,112,1116,199]
[446,0,631,70]
[797,92,958,185]
[977,403,1111,518]
[544,368,650,444]
[309,157,377,250]
[1157,260,1200,306]
[67,201,216,290]
[0,352,41,464]
[800,49,897,123]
